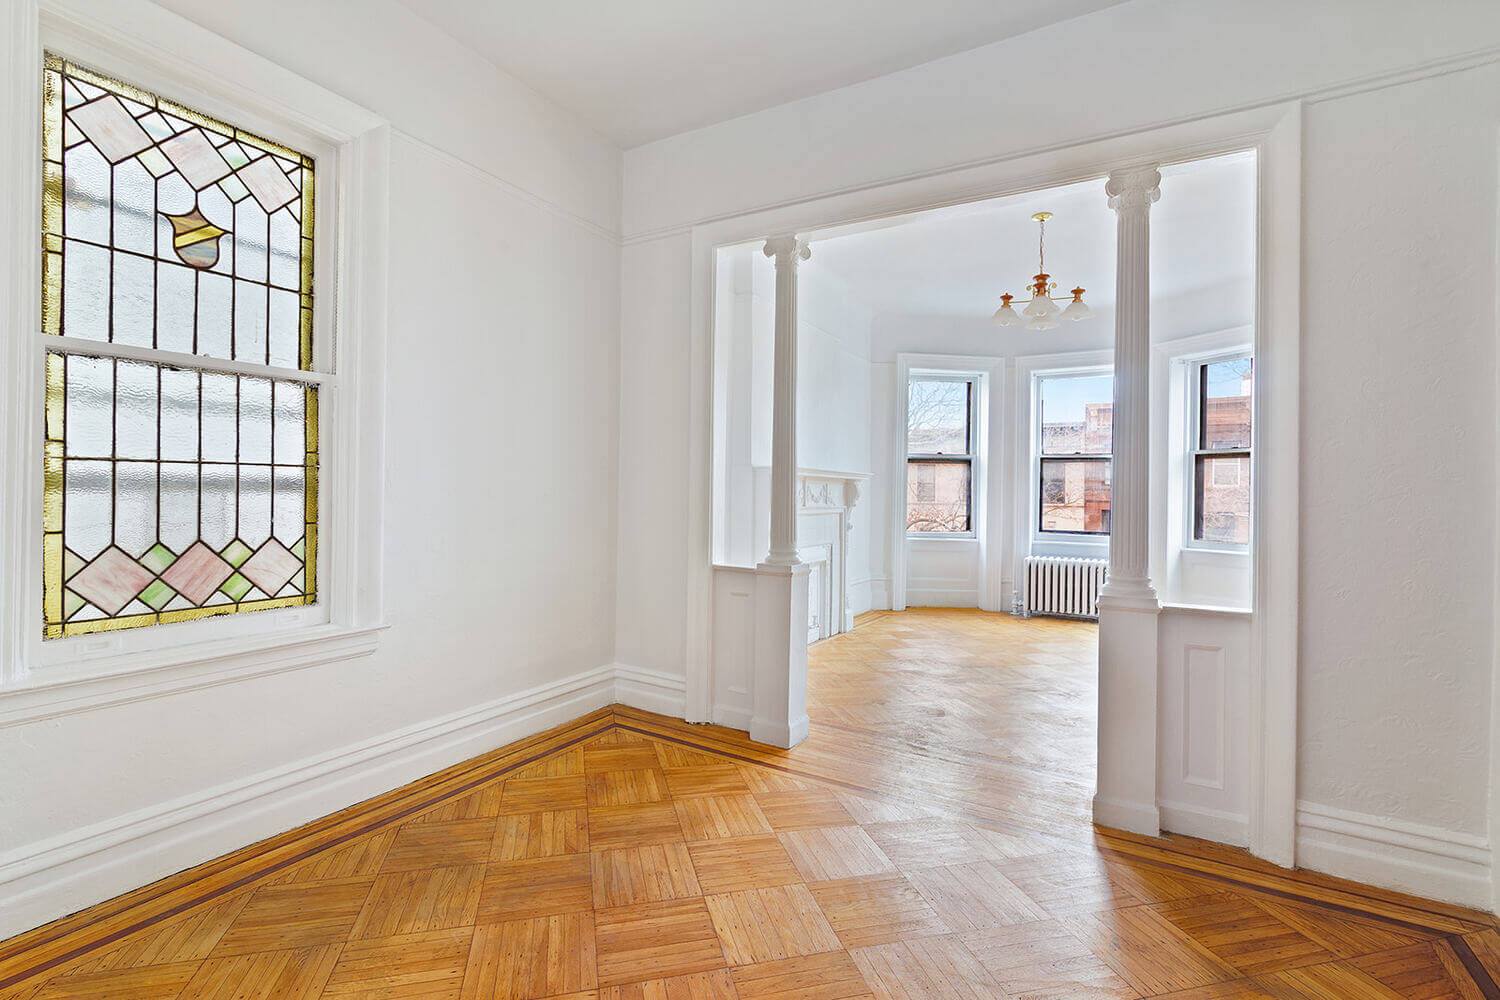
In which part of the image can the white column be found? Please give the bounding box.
[1094,166,1162,836]
[751,235,812,749]
[762,236,811,566]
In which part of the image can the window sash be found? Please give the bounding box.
[1189,354,1252,547]
[1037,456,1111,536]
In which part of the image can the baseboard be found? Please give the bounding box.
[903,587,980,607]
[1092,793,1160,836]
[0,663,618,939]
[613,662,687,718]
[1158,799,1248,847]
[1295,800,1492,909]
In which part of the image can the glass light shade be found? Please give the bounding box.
[1023,294,1060,319]
[990,303,1022,326]
[1061,297,1093,322]
[1026,313,1061,331]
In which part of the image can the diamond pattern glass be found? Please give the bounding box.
[41,55,319,639]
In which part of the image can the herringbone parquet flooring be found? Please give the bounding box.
[1,610,1496,999]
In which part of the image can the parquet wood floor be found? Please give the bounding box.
[3,610,1498,999]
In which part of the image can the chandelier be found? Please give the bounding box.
[990,211,1093,330]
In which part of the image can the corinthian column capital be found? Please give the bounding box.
[1105,167,1162,214]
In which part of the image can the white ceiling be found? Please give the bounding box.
[395,0,1128,147]
[805,152,1257,321]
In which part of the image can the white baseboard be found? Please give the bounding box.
[904,587,980,608]
[1158,799,1248,847]
[868,576,891,610]
[0,663,620,939]
[713,703,753,731]
[613,662,687,718]
[1295,800,1492,909]
[1092,794,1160,836]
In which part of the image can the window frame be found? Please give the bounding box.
[1186,349,1253,552]
[904,373,977,538]
[1033,368,1114,538]
[0,1,390,711]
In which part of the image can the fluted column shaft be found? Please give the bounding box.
[1101,168,1160,604]
[763,236,810,566]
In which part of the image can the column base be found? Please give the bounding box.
[750,562,810,750]
[1098,575,1160,612]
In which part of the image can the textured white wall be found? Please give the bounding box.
[1298,66,1500,837]
[1,0,623,932]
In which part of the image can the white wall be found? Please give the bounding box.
[1,0,623,936]
[616,0,1500,905]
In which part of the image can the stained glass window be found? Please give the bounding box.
[42,54,318,639]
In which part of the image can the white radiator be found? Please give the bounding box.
[1024,556,1108,619]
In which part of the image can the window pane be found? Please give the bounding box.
[1202,357,1253,449]
[907,379,969,455]
[43,353,317,637]
[1041,374,1112,454]
[43,56,314,369]
[1195,454,1251,544]
[1040,458,1111,534]
[907,461,970,532]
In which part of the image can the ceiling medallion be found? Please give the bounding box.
[990,211,1093,330]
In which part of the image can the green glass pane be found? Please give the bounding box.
[63,588,85,619]
[221,539,254,567]
[221,572,251,601]
[64,547,85,580]
[141,542,177,573]
[140,579,176,611]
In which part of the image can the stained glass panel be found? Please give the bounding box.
[41,55,318,639]
[43,55,315,368]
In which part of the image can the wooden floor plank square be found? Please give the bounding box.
[688,835,806,894]
[1064,906,1240,995]
[731,951,876,999]
[460,913,596,1000]
[674,793,774,841]
[176,946,342,1000]
[324,928,473,1000]
[499,775,587,814]
[1253,961,1410,999]
[587,768,671,807]
[60,893,251,974]
[209,880,373,956]
[414,784,505,824]
[807,873,949,949]
[266,828,396,885]
[584,743,664,774]
[1348,941,1473,1000]
[600,969,738,999]
[849,936,1003,1000]
[860,820,1003,871]
[379,819,497,874]
[34,962,205,1000]
[904,861,1047,932]
[478,853,594,922]
[653,742,728,770]
[591,842,703,908]
[756,790,856,831]
[588,801,685,849]
[705,884,842,966]
[994,851,1142,915]
[778,827,895,882]
[506,746,583,780]
[490,809,589,862]
[663,765,751,799]
[959,921,1137,999]
[595,898,727,987]
[349,864,485,939]
[1152,892,1334,977]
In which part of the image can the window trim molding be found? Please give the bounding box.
[904,372,978,539]
[890,353,1001,611]
[1022,354,1114,546]
[1185,347,1253,553]
[1,0,391,708]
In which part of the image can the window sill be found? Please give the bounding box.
[0,623,387,728]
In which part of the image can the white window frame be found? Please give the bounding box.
[0,0,390,724]
[903,372,978,539]
[1032,364,1114,543]
[1183,347,1253,554]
